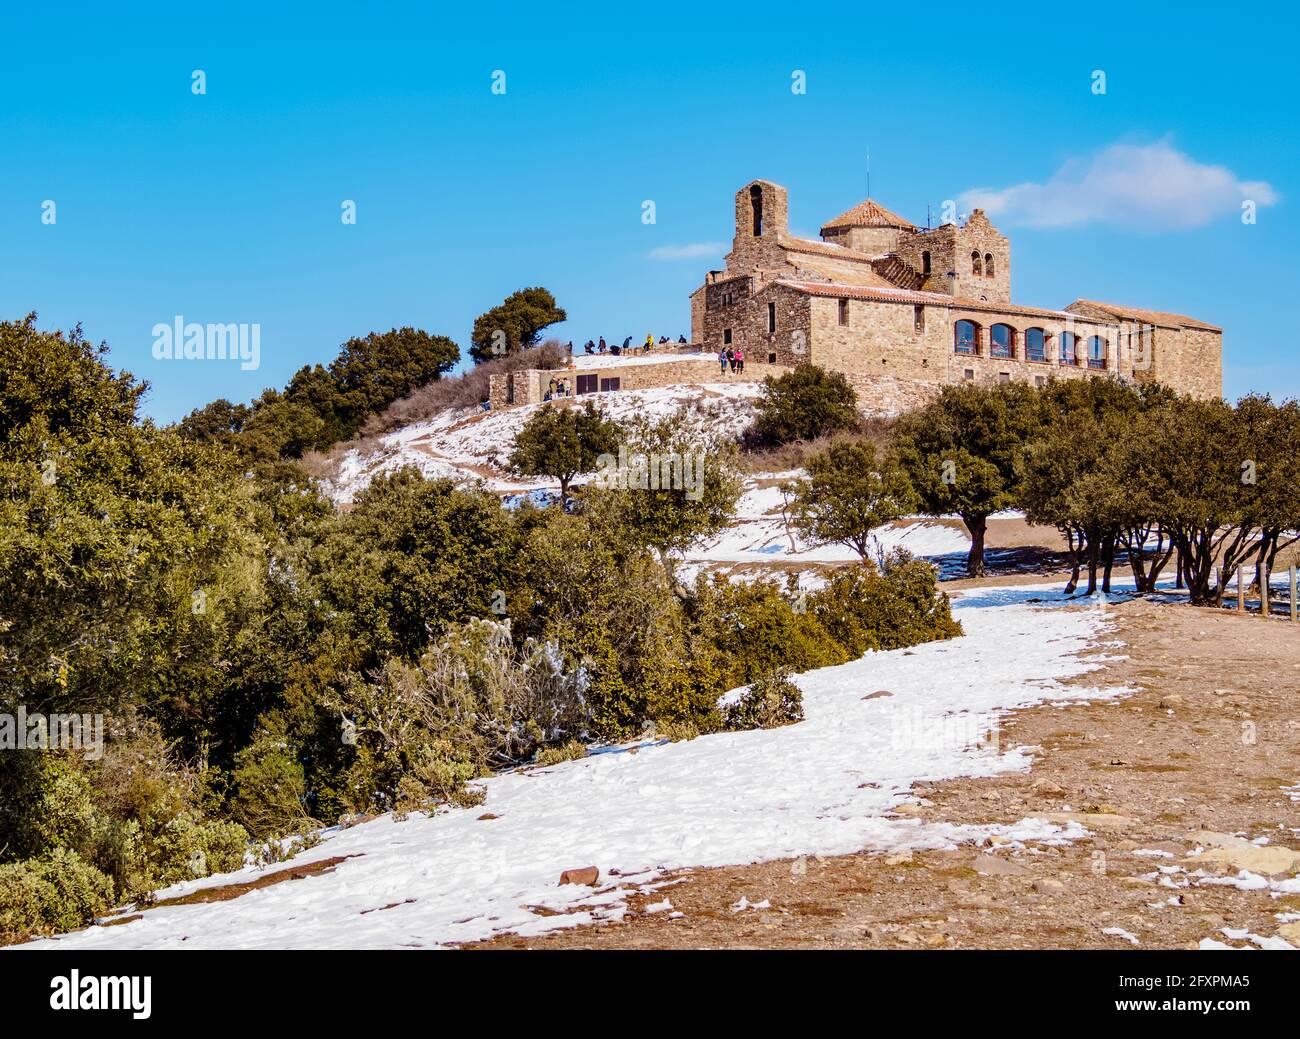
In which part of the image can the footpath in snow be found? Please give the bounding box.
[22,584,1130,950]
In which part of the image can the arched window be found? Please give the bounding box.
[954,320,978,355]
[990,323,1014,359]
[1088,336,1106,369]
[1059,332,1077,366]
[971,251,982,276]
[750,184,763,237]
[1025,327,1046,363]
[984,252,995,277]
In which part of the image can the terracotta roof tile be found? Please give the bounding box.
[820,199,916,233]
[1068,299,1221,333]
[775,280,1110,324]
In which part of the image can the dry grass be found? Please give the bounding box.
[736,415,896,475]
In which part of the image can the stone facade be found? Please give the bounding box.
[489,178,1222,412]
[694,179,1222,404]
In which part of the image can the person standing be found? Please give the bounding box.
[644,333,654,354]
[735,346,745,373]
[726,347,735,372]
[718,346,728,375]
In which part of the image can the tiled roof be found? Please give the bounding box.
[1068,300,1221,333]
[774,280,1109,323]
[778,235,882,262]
[820,198,916,233]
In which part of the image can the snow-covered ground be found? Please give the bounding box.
[23,582,1131,951]
[326,383,761,504]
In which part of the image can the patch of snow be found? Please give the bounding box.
[1103,926,1141,945]
[26,583,1128,950]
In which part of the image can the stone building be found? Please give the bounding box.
[689,180,1222,408]
[490,178,1222,412]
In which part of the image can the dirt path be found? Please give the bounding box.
[474,596,1300,950]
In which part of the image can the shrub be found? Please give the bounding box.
[229,734,311,839]
[747,366,859,446]
[0,848,114,945]
[812,551,963,655]
[723,668,804,731]
[534,740,587,766]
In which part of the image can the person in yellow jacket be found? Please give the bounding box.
[644,333,654,354]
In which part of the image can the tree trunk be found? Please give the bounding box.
[1101,536,1115,593]
[964,514,988,578]
[1085,539,1099,595]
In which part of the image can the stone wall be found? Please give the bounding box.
[893,210,1010,304]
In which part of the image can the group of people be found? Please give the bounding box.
[572,333,688,357]
[717,345,746,374]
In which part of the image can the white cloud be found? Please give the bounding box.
[959,138,1278,230]
[646,241,726,261]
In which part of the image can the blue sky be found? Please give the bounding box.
[1,2,1294,423]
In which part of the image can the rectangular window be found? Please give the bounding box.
[838,298,849,326]
[724,328,732,345]
[575,374,598,395]
[768,351,777,364]
[999,372,1011,383]
[913,305,925,333]
[599,377,620,392]
[963,369,975,381]
[768,302,776,333]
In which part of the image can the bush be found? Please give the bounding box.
[723,668,804,731]
[0,848,114,945]
[230,734,311,839]
[534,740,587,766]
[747,366,859,446]
[812,551,963,655]
[694,574,847,686]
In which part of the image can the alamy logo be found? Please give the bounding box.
[151,315,261,371]
[50,970,151,1019]
[593,445,704,500]
[0,707,103,760]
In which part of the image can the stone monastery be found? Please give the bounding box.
[490,179,1222,412]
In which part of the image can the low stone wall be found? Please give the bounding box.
[489,352,778,410]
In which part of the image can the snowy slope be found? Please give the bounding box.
[326,383,762,505]
[23,583,1129,951]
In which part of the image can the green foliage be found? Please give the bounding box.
[788,439,918,561]
[470,287,566,363]
[336,618,588,810]
[229,733,310,839]
[510,402,621,505]
[748,365,859,446]
[179,327,459,460]
[0,848,114,945]
[893,382,1042,576]
[811,552,963,656]
[693,575,848,686]
[723,668,804,731]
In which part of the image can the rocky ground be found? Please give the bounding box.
[476,590,1300,950]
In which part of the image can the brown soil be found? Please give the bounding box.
[148,854,363,908]
[474,598,1300,949]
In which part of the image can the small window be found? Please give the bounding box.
[999,372,1010,383]
[723,328,732,345]
[838,298,849,326]
[599,377,621,392]
[971,251,982,276]
[913,305,925,333]
[768,301,776,334]
[985,252,995,278]
[576,374,599,395]
[963,368,975,381]
[921,251,931,275]
[768,351,777,364]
